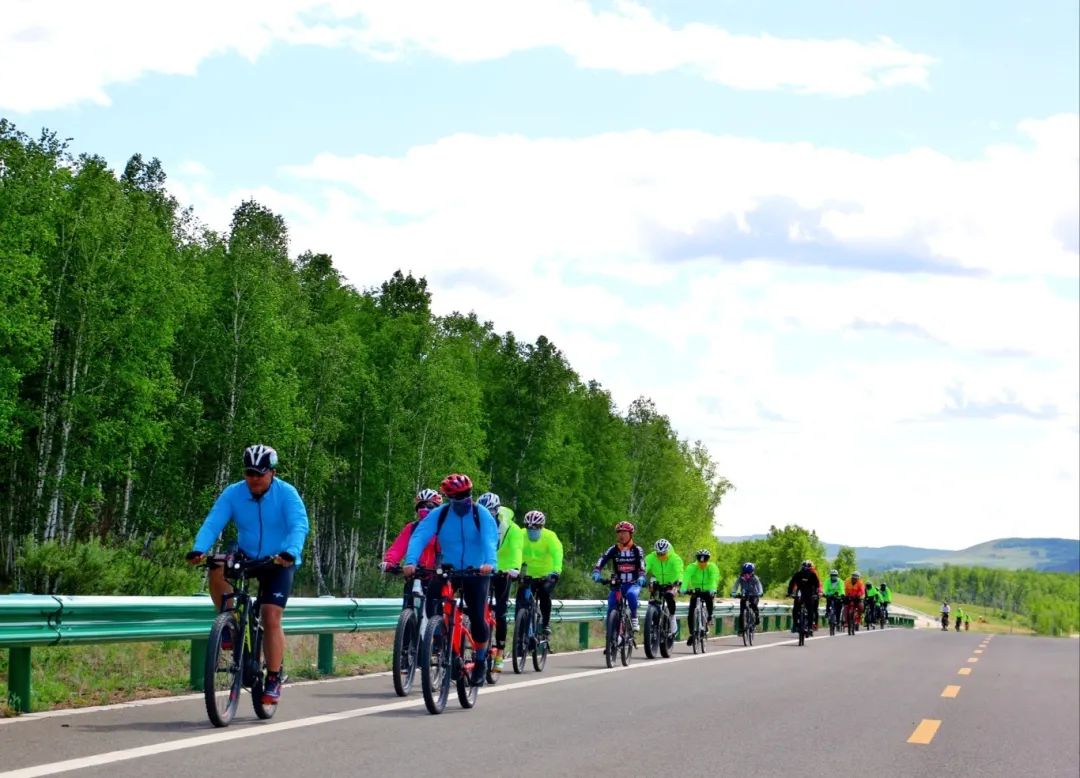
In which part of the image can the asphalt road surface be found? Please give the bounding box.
[1,627,1076,777]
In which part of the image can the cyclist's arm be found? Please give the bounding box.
[384,522,414,565]
[281,482,310,562]
[635,545,646,577]
[592,545,616,574]
[706,563,720,592]
[506,522,524,570]
[192,484,237,554]
[671,554,684,582]
[549,532,564,574]
[752,576,763,597]
[478,504,498,567]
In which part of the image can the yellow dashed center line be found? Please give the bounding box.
[941,685,961,698]
[967,657,979,663]
[974,649,983,654]
[958,667,972,675]
[908,719,942,744]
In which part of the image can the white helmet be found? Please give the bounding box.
[654,538,671,554]
[523,510,546,528]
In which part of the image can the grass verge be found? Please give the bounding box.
[892,593,1035,634]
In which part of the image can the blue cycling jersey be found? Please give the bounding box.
[193,478,309,564]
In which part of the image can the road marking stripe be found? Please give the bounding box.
[907,719,941,744]
[974,649,983,654]
[967,657,979,662]
[0,629,892,776]
[941,685,961,698]
[957,667,972,675]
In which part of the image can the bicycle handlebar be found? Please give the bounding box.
[205,553,276,573]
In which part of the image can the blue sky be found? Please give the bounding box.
[3,0,1077,548]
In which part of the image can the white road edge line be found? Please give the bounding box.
[0,628,892,778]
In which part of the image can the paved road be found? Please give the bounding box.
[1,627,1076,777]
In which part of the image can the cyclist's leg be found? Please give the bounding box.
[750,595,760,624]
[703,592,715,622]
[255,564,295,688]
[461,577,491,647]
[686,592,699,644]
[422,574,441,619]
[537,579,555,631]
[207,565,233,612]
[492,573,510,649]
[606,587,617,615]
[625,583,641,620]
[663,589,677,633]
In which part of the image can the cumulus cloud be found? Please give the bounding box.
[0,0,936,111]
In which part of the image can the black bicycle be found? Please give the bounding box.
[686,588,710,654]
[878,602,888,629]
[384,564,429,697]
[601,576,634,668]
[738,595,756,646]
[202,553,279,727]
[512,566,549,674]
[791,589,811,647]
[826,595,842,637]
[865,599,878,630]
[643,580,676,659]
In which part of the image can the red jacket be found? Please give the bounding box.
[384,517,438,568]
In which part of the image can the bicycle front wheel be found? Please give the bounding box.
[531,612,548,672]
[419,617,451,714]
[456,633,478,709]
[204,612,242,728]
[392,608,419,697]
[251,668,278,720]
[746,612,755,646]
[512,608,530,674]
[604,610,619,668]
[643,603,660,659]
[619,610,633,666]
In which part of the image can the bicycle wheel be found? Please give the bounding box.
[604,610,619,668]
[251,670,278,720]
[419,616,451,714]
[797,607,806,647]
[740,607,749,647]
[697,606,707,654]
[531,611,548,672]
[456,633,478,709]
[391,609,419,696]
[204,612,242,728]
[828,605,836,637]
[643,603,660,659]
[746,610,755,646]
[659,611,672,659]
[619,610,632,666]
[512,608,530,674]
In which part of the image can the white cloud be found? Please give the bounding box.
[172,118,1079,547]
[0,0,936,112]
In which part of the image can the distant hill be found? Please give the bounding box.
[717,535,1079,573]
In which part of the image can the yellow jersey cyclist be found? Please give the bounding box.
[644,539,683,637]
[477,492,523,674]
[680,549,720,645]
[519,510,564,641]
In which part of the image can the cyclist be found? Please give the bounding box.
[865,581,880,626]
[477,492,523,674]
[787,561,821,633]
[186,444,309,705]
[381,488,443,618]
[403,473,497,686]
[955,606,965,632]
[680,549,720,645]
[822,569,844,627]
[963,610,970,631]
[730,562,763,632]
[518,509,563,640]
[808,561,823,627]
[644,539,683,637]
[844,570,866,628]
[591,521,646,631]
[941,600,951,630]
[878,580,892,623]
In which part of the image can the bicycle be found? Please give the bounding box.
[843,596,859,636]
[202,553,280,727]
[825,595,842,637]
[791,589,810,647]
[941,612,950,631]
[737,595,756,647]
[643,580,676,659]
[601,576,635,668]
[383,564,429,697]
[511,566,550,674]
[878,602,888,629]
[865,599,877,630]
[686,588,710,654]
[418,566,493,714]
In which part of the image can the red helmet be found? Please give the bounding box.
[615,521,635,534]
[439,473,473,498]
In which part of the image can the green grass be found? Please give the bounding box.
[892,593,1035,634]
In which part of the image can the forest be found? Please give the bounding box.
[0,120,736,598]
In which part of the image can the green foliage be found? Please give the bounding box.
[888,566,1079,636]
[0,121,734,596]
[831,546,858,579]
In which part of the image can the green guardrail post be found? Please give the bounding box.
[189,639,207,691]
[786,615,792,630]
[318,633,335,675]
[715,616,723,636]
[8,646,32,713]
[578,622,589,649]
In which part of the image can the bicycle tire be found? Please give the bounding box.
[740,607,749,647]
[605,610,619,668]
[392,608,419,696]
[531,611,548,672]
[659,611,672,659]
[747,609,755,646]
[251,672,278,720]
[797,605,806,647]
[643,603,660,659]
[419,616,450,714]
[456,631,478,709]
[698,605,707,654]
[204,612,242,728]
[619,609,632,666]
[512,608,530,674]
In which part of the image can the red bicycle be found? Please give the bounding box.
[418,566,495,714]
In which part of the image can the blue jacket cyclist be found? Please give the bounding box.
[404,473,497,686]
[187,444,309,705]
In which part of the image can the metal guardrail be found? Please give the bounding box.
[0,594,913,713]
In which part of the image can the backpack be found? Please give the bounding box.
[434,503,484,535]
